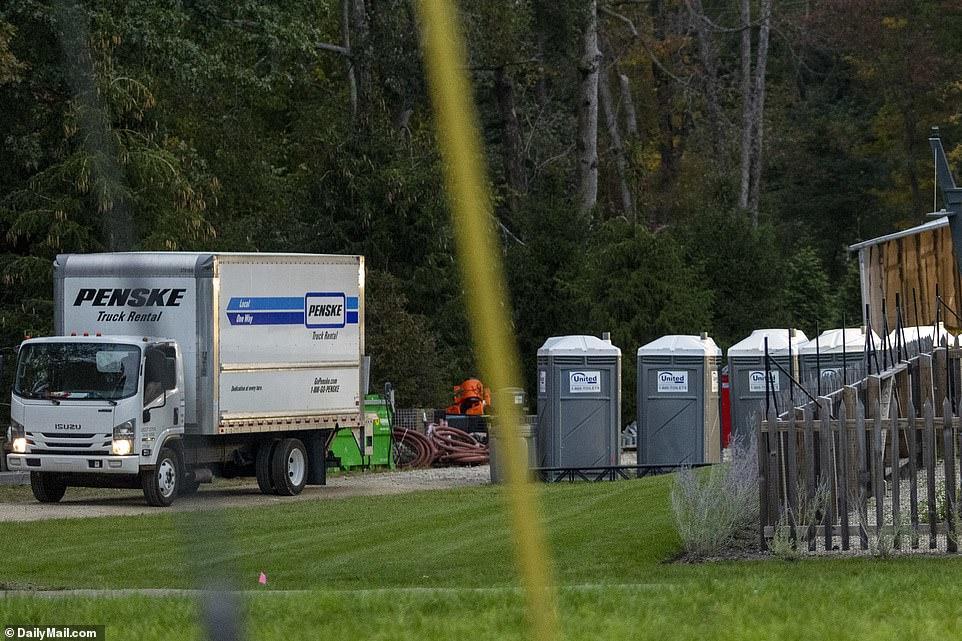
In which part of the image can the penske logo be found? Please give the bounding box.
[226,293,359,327]
[73,288,186,307]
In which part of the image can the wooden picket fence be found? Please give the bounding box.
[759,348,962,553]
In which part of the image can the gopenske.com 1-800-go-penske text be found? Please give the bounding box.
[4,627,103,640]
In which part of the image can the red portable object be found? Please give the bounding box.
[720,370,732,448]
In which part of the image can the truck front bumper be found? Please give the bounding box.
[7,453,140,474]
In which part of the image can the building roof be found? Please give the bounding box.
[848,215,948,251]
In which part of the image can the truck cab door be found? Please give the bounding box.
[142,344,183,433]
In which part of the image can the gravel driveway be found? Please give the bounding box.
[0,465,491,523]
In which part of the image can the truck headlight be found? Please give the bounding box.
[112,420,135,456]
[10,420,26,453]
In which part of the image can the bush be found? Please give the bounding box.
[670,437,758,557]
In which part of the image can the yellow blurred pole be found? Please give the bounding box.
[414,1,559,640]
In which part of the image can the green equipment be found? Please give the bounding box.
[328,392,395,471]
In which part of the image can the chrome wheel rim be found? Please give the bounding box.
[158,458,177,498]
[287,448,305,486]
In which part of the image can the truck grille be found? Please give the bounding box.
[25,432,112,456]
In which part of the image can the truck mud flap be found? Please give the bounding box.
[304,430,333,486]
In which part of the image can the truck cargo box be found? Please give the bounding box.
[54,253,364,436]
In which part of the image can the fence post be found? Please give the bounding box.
[907,394,920,549]
[866,375,881,419]
[838,400,850,550]
[786,407,799,547]
[855,400,869,549]
[924,400,938,549]
[766,405,780,534]
[889,409,901,549]
[872,399,884,538]
[758,410,769,551]
[818,397,835,551]
[919,353,935,413]
[934,348,948,416]
[944,397,957,553]
[804,405,816,552]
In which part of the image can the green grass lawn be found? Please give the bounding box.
[1,476,961,640]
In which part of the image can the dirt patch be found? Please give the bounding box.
[667,528,771,564]
[0,465,491,522]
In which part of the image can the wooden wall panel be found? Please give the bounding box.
[859,225,962,333]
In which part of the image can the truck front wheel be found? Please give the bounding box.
[142,447,179,507]
[271,438,308,496]
[30,472,67,503]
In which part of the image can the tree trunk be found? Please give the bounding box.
[687,0,724,160]
[599,65,636,220]
[351,0,371,116]
[618,74,638,139]
[577,0,600,216]
[650,0,682,212]
[342,0,357,120]
[738,0,753,213]
[747,0,773,224]
[494,66,528,212]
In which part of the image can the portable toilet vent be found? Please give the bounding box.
[727,329,807,443]
[797,327,880,395]
[637,334,721,465]
[536,335,621,468]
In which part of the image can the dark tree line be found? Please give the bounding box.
[1,0,961,417]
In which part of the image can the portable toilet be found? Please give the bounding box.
[798,327,880,394]
[536,335,621,468]
[637,334,722,465]
[727,329,807,443]
[888,322,954,359]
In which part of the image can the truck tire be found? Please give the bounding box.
[271,438,308,496]
[141,447,179,507]
[30,472,66,503]
[256,438,280,495]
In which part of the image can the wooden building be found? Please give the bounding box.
[849,214,962,332]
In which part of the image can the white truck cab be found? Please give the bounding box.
[8,335,187,504]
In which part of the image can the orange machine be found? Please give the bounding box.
[445,378,492,416]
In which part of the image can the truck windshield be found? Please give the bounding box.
[13,343,141,401]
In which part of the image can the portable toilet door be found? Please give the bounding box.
[536,335,622,468]
[637,334,722,465]
[727,329,807,444]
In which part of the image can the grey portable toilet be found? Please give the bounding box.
[536,335,621,468]
[888,322,954,358]
[727,329,807,443]
[637,334,721,465]
[798,327,880,394]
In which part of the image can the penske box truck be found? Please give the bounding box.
[7,252,365,506]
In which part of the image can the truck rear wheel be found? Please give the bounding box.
[142,447,179,507]
[30,472,67,503]
[271,438,308,496]
[256,438,280,495]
